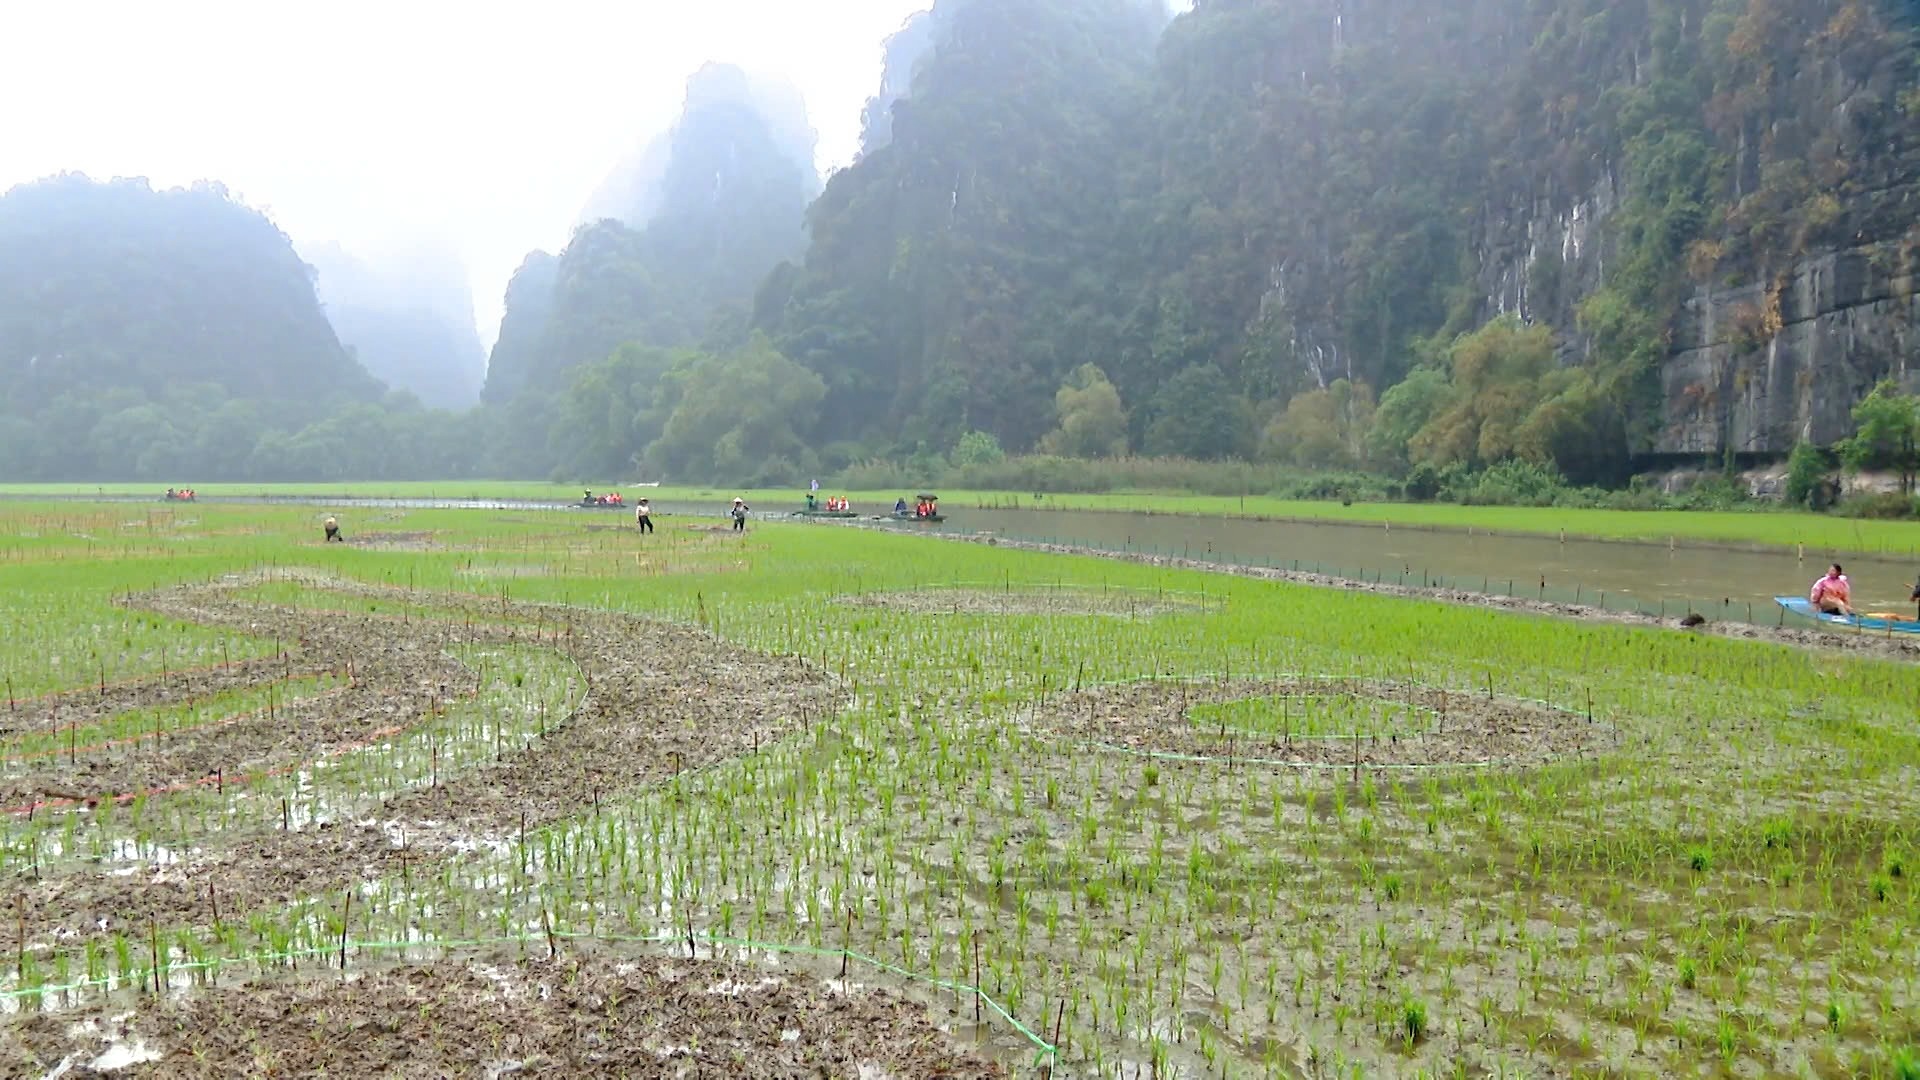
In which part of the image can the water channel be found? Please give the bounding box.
[910,506,1920,627]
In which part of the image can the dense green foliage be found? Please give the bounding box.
[1842,381,1920,495]
[0,175,421,480]
[7,0,1916,489]
[739,0,1915,480]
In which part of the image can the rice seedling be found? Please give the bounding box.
[0,502,1913,1077]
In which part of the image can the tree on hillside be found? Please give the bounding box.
[1410,317,1557,468]
[1040,363,1128,458]
[1842,381,1920,495]
[1143,363,1253,460]
[645,336,825,483]
[1264,379,1376,469]
[549,343,679,480]
[1366,367,1454,468]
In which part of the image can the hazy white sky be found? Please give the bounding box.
[0,0,932,346]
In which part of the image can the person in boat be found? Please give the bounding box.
[730,497,750,532]
[806,492,817,512]
[634,497,653,534]
[165,487,177,500]
[894,497,908,516]
[1811,564,1853,616]
[323,516,342,543]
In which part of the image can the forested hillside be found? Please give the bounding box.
[764,0,1918,481]
[5,0,1915,488]
[0,175,394,479]
[481,64,821,413]
[512,0,1915,488]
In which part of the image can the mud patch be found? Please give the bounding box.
[5,573,835,948]
[850,586,1216,618]
[340,531,438,550]
[1,953,1006,1078]
[1033,676,1617,767]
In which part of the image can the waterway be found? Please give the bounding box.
[901,506,1920,626]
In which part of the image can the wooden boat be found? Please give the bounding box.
[891,511,946,523]
[1774,596,1920,634]
[793,509,861,519]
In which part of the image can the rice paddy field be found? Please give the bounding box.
[0,500,1916,1077]
[4,482,1915,556]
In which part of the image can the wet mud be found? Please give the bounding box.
[1,952,1005,1079]
[1031,676,1619,767]
[8,573,836,948]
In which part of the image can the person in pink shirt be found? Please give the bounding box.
[1810,564,1853,616]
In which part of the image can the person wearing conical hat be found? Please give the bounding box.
[730,497,749,532]
[323,516,342,543]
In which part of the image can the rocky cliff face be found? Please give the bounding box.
[1465,0,1920,458]
[1664,241,1919,455]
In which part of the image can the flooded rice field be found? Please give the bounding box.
[0,505,1915,1077]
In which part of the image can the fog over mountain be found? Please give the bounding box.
[309,241,487,409]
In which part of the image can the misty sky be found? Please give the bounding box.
[0,0,934,347]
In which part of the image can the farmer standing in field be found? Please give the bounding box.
[635,497,653,535]
[730,497,749,532]
[323,516,343,543]
[1810,563,1853,616]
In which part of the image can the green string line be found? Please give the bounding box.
[0,929,1058,1062]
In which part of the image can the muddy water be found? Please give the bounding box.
[918,507,1920,625]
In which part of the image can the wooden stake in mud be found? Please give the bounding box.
[6,676,13,715]
[15,895,24,982]
[839,907,853,978]
[973,937,982,1022]
[340,890,352,972]
[282,797,291,832]
[543,903,558,959]
[1046,998,1067,1078]
[149,919,162,994]
[209,883,221,930]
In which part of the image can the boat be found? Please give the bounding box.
[163,490,196,502]
[1774,596,1920,634]
[793,509,861,519]
[892,493,945,524]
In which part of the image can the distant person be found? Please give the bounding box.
[323,516,342,543]
[894,498,908,516]
[1811,564,1853,616]
[730,497,749,532]
[635,497,653,535]
[806,492,817,512]
[165,487,176,500]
